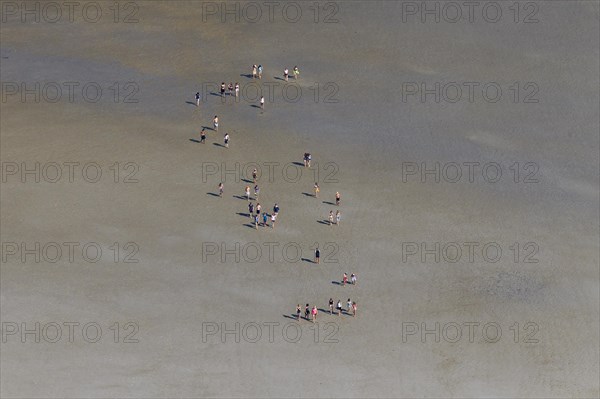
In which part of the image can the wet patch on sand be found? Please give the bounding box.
[474,271,545,302]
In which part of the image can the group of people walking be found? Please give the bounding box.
[195,64,358,322]
[297,297,357,322]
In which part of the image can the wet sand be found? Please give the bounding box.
[1,1,598,397]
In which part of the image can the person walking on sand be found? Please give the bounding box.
[304,304,310,320]
[256,203,261,215]
[273,203,279,215]
[314,183,320,198]
[329,210,334,226]
[218,182,224,197]
[254,184,260,200]
[336,299,343,316]
[271,213,276,229]
[258,64,263,79]
[252,64,257,79]
[296,304,302,321]
[235,82,239,98]
[228,82,233,97]
[335,191,340,206]
[303,153,310,167]
[195,91,200,107]
[315,247,320,264]
[262,212,268,227]
[352,302,357,317]
[248,202,254,218]
[245,186,251,201]
[347,298,352,313]
[293,66,299,80]
[329,298,334,314]
[260,95,265,110]
[351,273,356,285]
[336,210,341,226]
[224,133,229,148]
[253,214,259,229]
[200,128,206,144]
[284,68,289,81]
[342,272,348,286]
[213,115,219,131]
[220,82,226,97]
[252,168,258,183]
[311,306,318,323]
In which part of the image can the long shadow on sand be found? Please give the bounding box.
[237,212,250,218]
[232,195,247,200]
[331,281,342,285]
[243,223,257,229]
[240,74,253,79]
[322,201,336,206]
[301,258,315,263]
[213,143,226,148]
[292,162,304,167]
[317,220,331,225]
[241,178,253,183]
[283,314,301,321]
[189,138,202,143]
[185,101,196,106]
[250,104,262,109]
[207,192,221,197]
[302,192,315,197]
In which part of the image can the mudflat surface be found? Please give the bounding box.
[1,1,599,397]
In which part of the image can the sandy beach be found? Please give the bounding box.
[1,1,599,397]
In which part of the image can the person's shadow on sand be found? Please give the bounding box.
[213,143,226,148]
[206,192,220,197]
[317,219,330,225]
[189,138,201,143]
[185,101,196,106]
[302,192,314,197]
[322,201,336,205]
[240,73,253,79]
